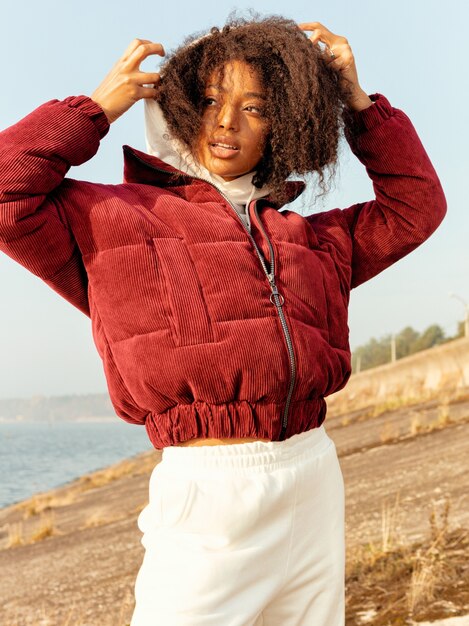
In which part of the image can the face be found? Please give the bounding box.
[194,60,270,181]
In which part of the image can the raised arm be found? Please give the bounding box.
[0,39,164,315]
[299,22,446,288]
[339,92,446,288]
[0,96,110,316]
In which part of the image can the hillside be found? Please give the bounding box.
[328,336,469,416]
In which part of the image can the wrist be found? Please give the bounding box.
[90,92,114,125]
[345,89,374,112]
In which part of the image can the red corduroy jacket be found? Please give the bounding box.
[0,93,446,448]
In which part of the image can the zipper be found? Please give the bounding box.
[127,152,296,439]
[252,202,297,440]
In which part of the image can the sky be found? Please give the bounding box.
[0,0,467,399]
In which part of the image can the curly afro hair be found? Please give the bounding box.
[155,12,352,205]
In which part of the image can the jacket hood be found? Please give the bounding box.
[122,144,306,209]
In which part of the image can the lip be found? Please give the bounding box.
[208,137,240,159]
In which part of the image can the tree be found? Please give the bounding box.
[410,324,445,352]
[353,334,393,371]
[395,326,420,359]
[351,323,448,373]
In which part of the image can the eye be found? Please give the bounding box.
[203,97,217,106]
[244,104,264,115]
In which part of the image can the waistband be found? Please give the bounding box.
[159,425,330,473]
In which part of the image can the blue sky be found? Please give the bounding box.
[0,0,466,399]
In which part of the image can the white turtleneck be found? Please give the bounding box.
[143,98,272,230]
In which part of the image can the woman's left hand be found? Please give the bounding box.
[298,22,373,112]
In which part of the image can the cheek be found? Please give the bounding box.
[200,110,216,133]
[252,129,269,161]
[194,120,211,156]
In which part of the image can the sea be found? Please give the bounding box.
[0,420,154,509]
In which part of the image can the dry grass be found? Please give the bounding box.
[410,413,425,436]
[17,489,79,520]
[406,499,451,614]
[5,521,24,548]
[407,553,440,616]
[75,452,159,492]
[29,511,57,543]
[437,400,452,427]
[375,401,458,445]
[408,405,454,438]
[380,493,401,554]
[4,510,60,549]
[379,421,400,444]
[77,458,138,490]
[346,497,469,625]
[347,493,402,574]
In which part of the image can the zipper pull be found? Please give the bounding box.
[268,275,285,306]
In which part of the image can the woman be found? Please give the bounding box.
[0,14,446,626]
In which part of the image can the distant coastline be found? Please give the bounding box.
[0,416,115,423]
[0,392,116,422]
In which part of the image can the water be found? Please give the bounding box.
[0,421,154,509]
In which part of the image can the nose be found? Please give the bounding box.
[217,103,238,131]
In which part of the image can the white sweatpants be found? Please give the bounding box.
[131,425,345,626]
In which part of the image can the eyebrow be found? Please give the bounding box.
[206,85,266,100]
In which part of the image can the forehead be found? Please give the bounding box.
[205,60,264,92]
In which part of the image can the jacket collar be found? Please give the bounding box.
[122,145,306,209]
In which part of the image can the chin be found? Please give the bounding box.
[211,166,253,181]
[218,173,246,181]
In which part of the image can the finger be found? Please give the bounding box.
[136,84,159,99]
[307,29,334,50]
[298,22,346,60]
[310,36,332,56]
[127,41,165,69]
[121,38,154,61]
[303,33,334,60]
[135,72,161,86]
[322,45,338,63]
[324,45,354,69]
[298,22,334,37]
[303,33,334,61]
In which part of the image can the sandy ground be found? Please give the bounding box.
[0,397,468,625]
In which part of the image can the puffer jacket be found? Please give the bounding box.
[0,93,446,448]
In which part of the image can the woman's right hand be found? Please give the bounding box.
[91,39,165,125]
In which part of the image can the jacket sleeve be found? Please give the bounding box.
[328,92,447,289]
[0,95,110,316]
